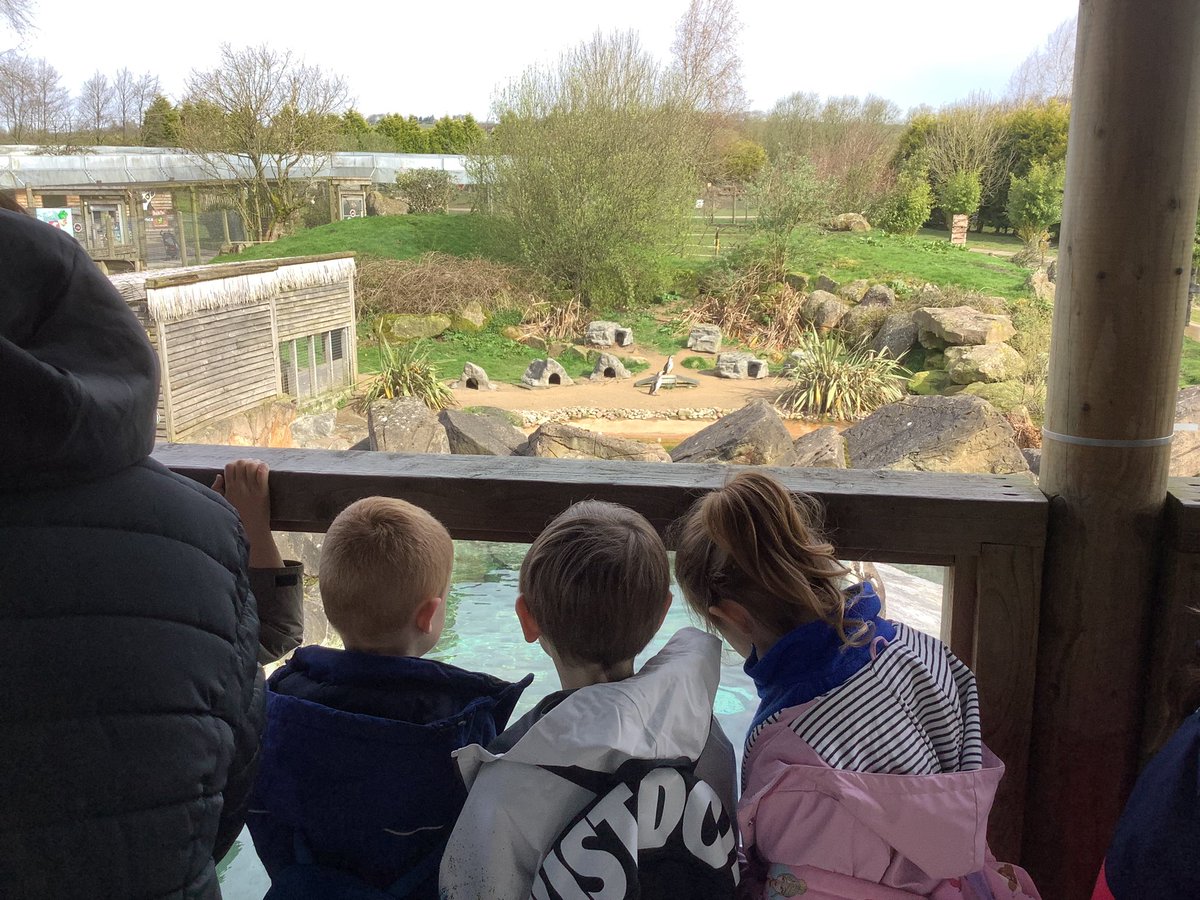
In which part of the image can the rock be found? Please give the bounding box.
[1171,386,1200,476]
[274,532,324,576]
[376,313,452,343]
[454,362,496,391]
[860,284,896,307]
[916,283,944,306]
[290,410,336,444]
[1027,268,1056,302]
[814,274,840,294]
[843,395,1029,474]
[687,324,722,353]
[839,303,888,342]
[907,370,955,395]
[671,400,798,466]
[366,191,409,216]
[838,279,871,303]
[716,351,769,379]
[807,291,850,332]
[780,349,810,375]
[520,357,574,388]
[518,334,548,352]
[615,327,634,347]
[913,306,1017,349]
[871,312,918,359]
[960,380,1028,412]
[589,353,631,380]
[450,302,488,332]
[501,325,525,342]
[1022,448,1042,477]
[367,397,450,454]
[792,426,846,468]
[945,344,1026,384]
[828,212,871,232]
[585,321,619,347]
[1047,259,1057,283]
[923,351,946,370]
[439,409,527,455]
[784,272,810,292]
[519,423,670,462]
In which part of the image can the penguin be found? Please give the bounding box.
[662,355,675,376]
[649,370,665,396]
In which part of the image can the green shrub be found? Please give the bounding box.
[872,167,934,236]
[936,169,983,219]
[777,330,908,419]
[682,355,712,370]
[363,338,456,410]
[1006,161,1065,252]
[395,169,455,214]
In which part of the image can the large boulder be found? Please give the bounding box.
[814,274,840,294]
[687,324,722,353]
[792,426,847,468]
[454,362,496,391]
[784,272,810,292]
[843,395,1028,474]
[871,312,918,359]
[1171,386,1200,476]
[450,302,488,332]
[805,290,850,332]
[960,381,1028,413]
[366,191,409,216]
[945,343,1026,384]
[589,353,631,380]
[715,351,769,379]
[376,313,452,343]
[860,284,896,308]
[838,279,871,303]
[1027,268,1056,302]
[521,358,574,388]
[368,397,450,454]
[913,306,1017,348]
[828,212,871,232]
[839,303,889,342]
[584,321,633,348]
[439,408,527,456]
[907,370,955,395]
[671,400,798,466]
[519,423,670,462]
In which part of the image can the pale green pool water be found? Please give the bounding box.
[218,543,942,897]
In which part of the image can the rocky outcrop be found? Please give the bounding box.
[814,274,839,294]
[291,406,370,451]
[519,423,670,462]
[187,399,296,448]
[828,212,871,232]
[838,279,871,303]
[914,306,1017,349]
[960,381,1028,413]
[368,397,450,453]
[872,312,918,359]
[454,362,496,391]
[671,400,797,466]
[715,351,769,379]
[376,313,452,343]
[907,370,955,395]
[439,408,527,456]
[1027,268,1055,302]
[860,284,896,307]
[589,353,631,380]
[521,358,574,388]
[792,426,847,468]
[687,324,722,353]
[805,290,850,332]
[450,302,487,332]
[585,321,634,348]
[1171,386,1200,476]
[1022,448,1042,477]
[843,395,1028,474]
[945,344,1027,384]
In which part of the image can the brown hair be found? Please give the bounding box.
[672,471,867,646]
[0,192,28,214]
[520,501,670,669]
[319,497,454,640]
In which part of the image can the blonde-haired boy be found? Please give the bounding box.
[440,501,738,899]
[246,495,530,898]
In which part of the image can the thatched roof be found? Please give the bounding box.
[110,254,356,322]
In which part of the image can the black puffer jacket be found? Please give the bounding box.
[0,209,264,899]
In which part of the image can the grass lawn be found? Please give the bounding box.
[915,227,1037,256]
[1181,336,1200,387]
[213,213,516,264]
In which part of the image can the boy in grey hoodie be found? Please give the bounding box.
[439,501,737,899]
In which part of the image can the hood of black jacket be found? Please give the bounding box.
[0,208,159,491]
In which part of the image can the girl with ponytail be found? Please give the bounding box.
[673,471,1041,900]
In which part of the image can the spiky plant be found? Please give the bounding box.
[364,338,456,411]
[777,329,908,420]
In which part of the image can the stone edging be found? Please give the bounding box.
[510,406,817,427]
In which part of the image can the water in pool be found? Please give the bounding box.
[218,542,943,896]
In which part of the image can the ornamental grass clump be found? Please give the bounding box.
[364,338,456,411]
[777,329,908,420]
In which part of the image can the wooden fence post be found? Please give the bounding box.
[1022,3,1200,896]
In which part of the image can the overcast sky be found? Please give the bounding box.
[9,0,1079,118]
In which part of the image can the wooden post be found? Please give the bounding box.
[24,186,34,209]
[189,188,202,262]
[308,334,318,397]
[1023,3,1200,897]
[222,209,231,246]
[329,182,339,223]
[155,318,176,441]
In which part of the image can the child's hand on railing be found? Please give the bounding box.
[213,459,284,569]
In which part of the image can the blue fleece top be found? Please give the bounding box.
[745,583,893,731]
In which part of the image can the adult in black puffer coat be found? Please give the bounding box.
[0,207,264,898]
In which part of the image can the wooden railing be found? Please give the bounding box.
[155,442,1048,862]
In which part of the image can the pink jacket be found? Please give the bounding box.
[739,706,1041,899]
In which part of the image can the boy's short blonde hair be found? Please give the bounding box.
[319,497,454,640]
[520,501,669,669]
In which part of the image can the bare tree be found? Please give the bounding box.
[27,56,67,136]
[77,70,114,143]
[112,68,160,141]
[670,0,745,116]
[922,94,1014,212]
[180,44,349,241]
[1,0,35,39]
[0,54,33,140]
[1007,17,1077,103]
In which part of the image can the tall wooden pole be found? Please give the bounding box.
[1023,3,1200,897]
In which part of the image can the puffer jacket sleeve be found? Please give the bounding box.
[250,562,305,665]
